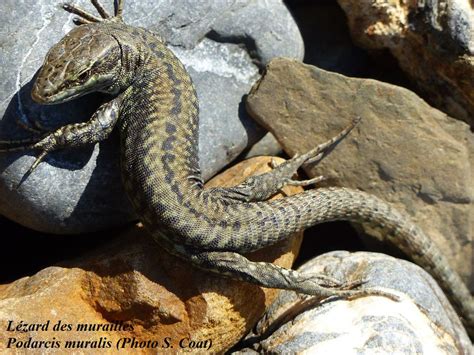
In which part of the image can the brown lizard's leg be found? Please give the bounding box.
[155,234,375,298]
[91,0,112,19]
[14,115,48,135]
[63,0,124,25]
[0,136,48,147]
[188,249,399,302]
[211,117,360,203]
[62,4,103,24]
[0,97,121,181]
[114,0,124,19]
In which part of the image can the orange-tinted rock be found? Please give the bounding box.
[337,0,474,126]
[0,157,303,353]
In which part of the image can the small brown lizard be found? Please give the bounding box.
[1,0,472,336]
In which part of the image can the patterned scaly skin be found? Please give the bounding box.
[1,1,472,336]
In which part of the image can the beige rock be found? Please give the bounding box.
[246,58,473,286]
[252,252,472,353]
[0,157,303,354]
[336,0,474,126]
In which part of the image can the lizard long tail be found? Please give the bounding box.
[261,187,474,334]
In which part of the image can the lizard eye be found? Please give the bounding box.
[77,71,89,82]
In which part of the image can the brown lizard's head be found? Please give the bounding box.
[31,24,123,104]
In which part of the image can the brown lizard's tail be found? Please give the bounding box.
[265,187,474,335]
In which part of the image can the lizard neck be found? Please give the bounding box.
[118,50,203,229]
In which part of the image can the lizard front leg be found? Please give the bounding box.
[211,117,360,203]
[63,0,124,25]
[0,97,122,180]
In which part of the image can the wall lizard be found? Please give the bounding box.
[1,0,472,336]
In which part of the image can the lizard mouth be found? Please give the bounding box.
[31,78,104,105]
[31,85,49,104]
[31,72,115,105]
[31,84,90,105]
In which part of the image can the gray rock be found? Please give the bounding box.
[249,252,472,353]
[172,39,261,181]
[243,132,282,159]
[246,58,473,286]
[0,0,303,233]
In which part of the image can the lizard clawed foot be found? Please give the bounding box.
[299,116,361,169]
[0,135,56,186]
[331,288,401,303]
[271,117,360,170]
[283,175,326,187]
[0,136,53,188]
[269,116,360,189]
[15,115,49,135]
[3,98,122,185]
[300,273,367,290]
[296,275,400,302]
[216,118,361,203]
[0,135,46,150]
[63,0,124,25]
[18,151,49,186]
[307,276,400,303]
[271,117,361,177]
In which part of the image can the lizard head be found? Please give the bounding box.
[31,24,123,104]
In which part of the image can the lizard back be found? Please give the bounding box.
[15,1,473,336]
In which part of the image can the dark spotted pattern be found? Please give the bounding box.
[22,0,473,337]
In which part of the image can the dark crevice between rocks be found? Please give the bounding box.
[0,215,125,284]
[294,221,366,269]
[284,0,415,90]
[284,0,474,129]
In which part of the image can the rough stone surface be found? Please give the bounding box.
[285,0,375,77]
[337,0,474,126]
[243,132,283,160]
[284,0,414,89]
[0,0,303,233]
[240,252,472,353]
[0,156,304,353]
[246,58,473,286]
